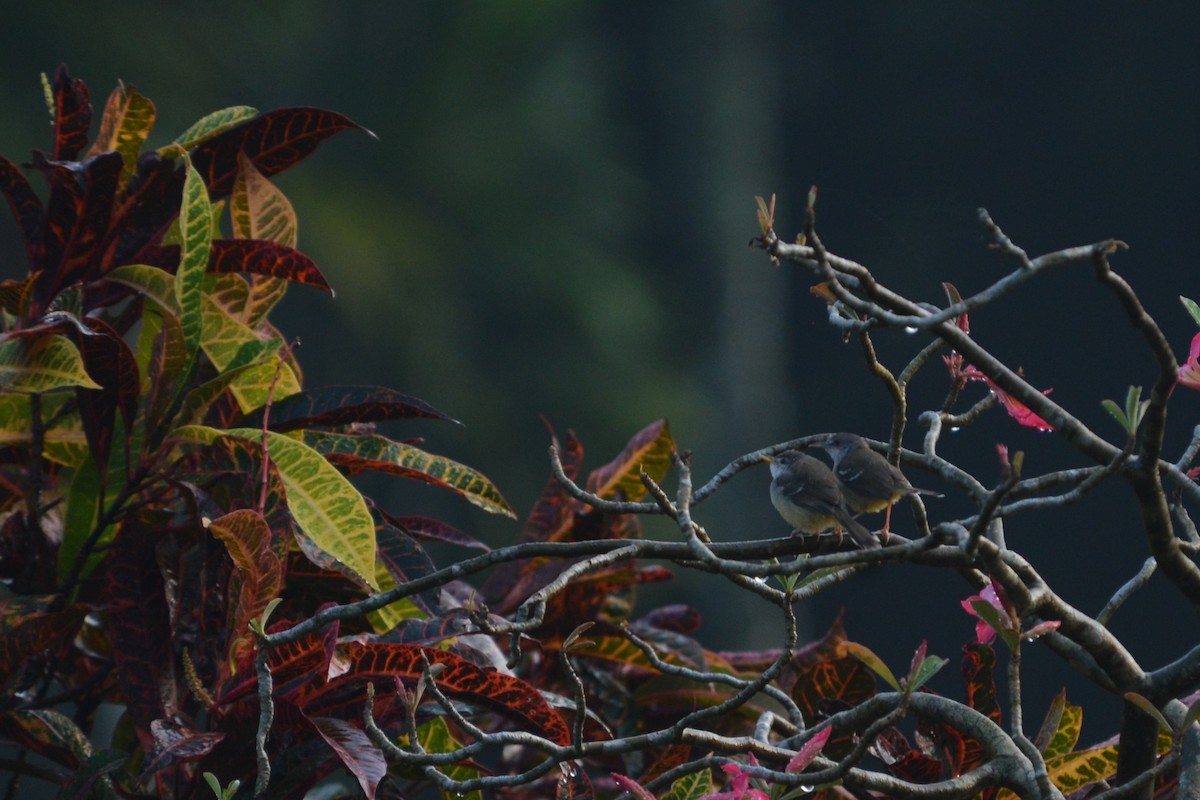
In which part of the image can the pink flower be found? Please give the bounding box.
[961,366,1054,431]
[699,758,770,800]
[1179,332,1200,390]
[960,583,1010,645]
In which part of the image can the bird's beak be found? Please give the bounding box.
[759,453,775,464]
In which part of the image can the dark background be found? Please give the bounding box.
[3,3,1198,742]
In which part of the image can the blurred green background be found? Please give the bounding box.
[4,2,1200,737]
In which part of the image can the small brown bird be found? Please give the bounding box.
[763,450,880,549]
[810,432,940,539]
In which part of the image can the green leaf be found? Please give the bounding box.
[170,106,259,151]
[0,334,101,392]
[1182,295,1200,329]
[303,430,516,518]
[969,598,1019,650]
[414,717,483,800]
[176,154,213,356]
[1100,398,1127,430]
[106,264,179,313]
[908,654,948,693]
[178,356,299,424]
[0,394,87,467]
[175,425,379,590]
[665,768,713,800]
[200,293,283,372]
[1044,741,1120,793]
[841,641,900,692]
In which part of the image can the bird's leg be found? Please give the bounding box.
[880,503,894,545]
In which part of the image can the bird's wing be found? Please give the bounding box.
[777,469,845,514]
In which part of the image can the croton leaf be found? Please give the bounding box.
[139,718,225,781]
[0,708,91,772]
[1043,741,1120,794]
[962,642,1001,727]
[1036,690,1081,760]
[87,81,157,182]
[174,425,378,591]
[170,106,259,151]
[0,333,102,393]
[175,153,212,355]
[306,642,572,746]
[209,239,331,292]
[199,292,284,373]
[31,151,123,302]
[188,107,366,199]
[72,317,140,485]
[0,597,86,689]
[50,64,92,161]
[792,654,877,730]
[243,384,459,432]
[307,715,386,800]
[105,517,174,751]
[415,717,486,800]
[585,419,673,502]
[231,150,296,245]
[373,522,441,616]
[304,430,515,519]
[207,510,283,671]
[102,152,186,270]
[0,155,42,267]
[373,508,489,551]
[662,765,711,800]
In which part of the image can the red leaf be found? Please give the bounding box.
[312,642,572,746]
[239,385,458,432]
[71,317,140,487]
[215,619,339,706]
[50,64,92,161]
[307,716,386,800]
[786,725,831,773]
[207,510,284,676]
[0,600,86,688]
[0,155,43,267]
[30,151,123,304]
[961,643,1001,726]
[610,773,655,800]
[637,604,702,635]
[189,107,366,199]
[377,511,489,551]
[105,519,173,751]
[374,522,442,615]
[139,719,225,780]
[209,238,331,292]
[101,153,186,271]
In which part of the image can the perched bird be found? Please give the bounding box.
[809,432,940,539]
[763,450,881,549]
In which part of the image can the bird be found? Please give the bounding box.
[808,432,940,540]
[762,449,881,549]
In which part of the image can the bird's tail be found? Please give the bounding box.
[841,513,882,550]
